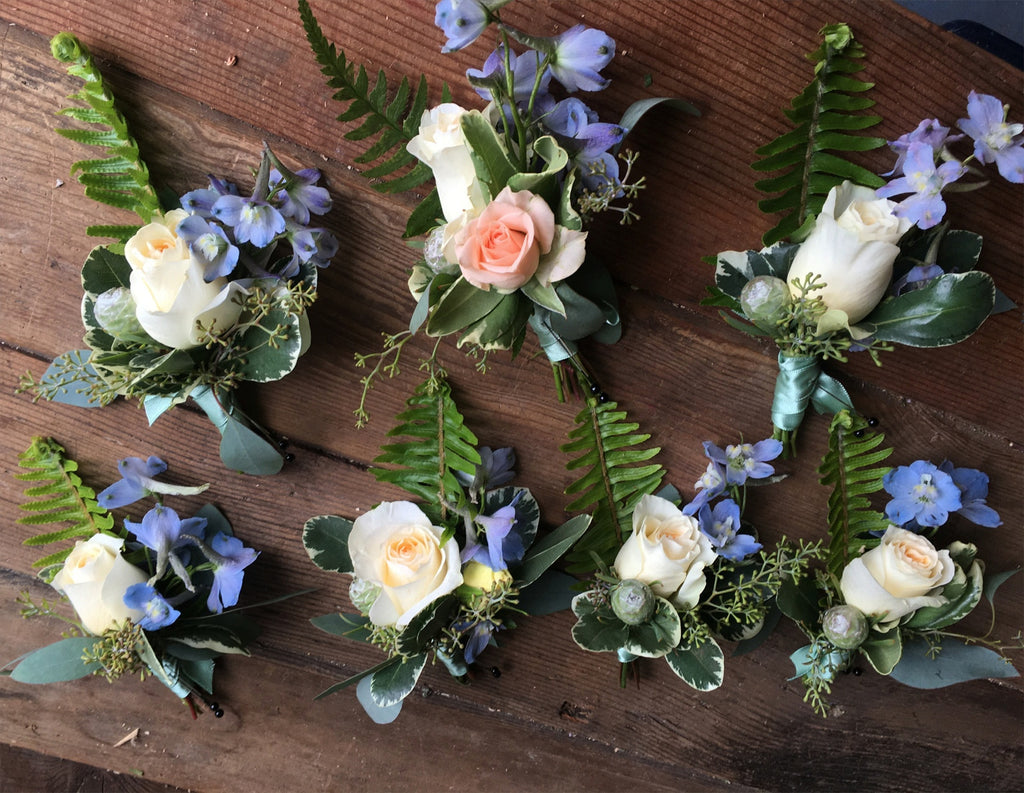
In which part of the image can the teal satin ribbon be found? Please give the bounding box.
[771,354,855,432]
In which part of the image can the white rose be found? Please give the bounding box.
[787,181,913,323]
[126,209,245,348]
[347,501,463,628]
[407,103,489,223]
[50,534,148,635]
[840,525,955,623]
[613,494,718,609]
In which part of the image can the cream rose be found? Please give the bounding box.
[348,501,463,628]
[126,209,245,348]
[451,186,586,292]
[840,525,955,622]
[787,181,913,323]
[407,103,488,223]
[50,534,148,635]
[613,494,718,609]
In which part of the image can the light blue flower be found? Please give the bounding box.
[126,505,208,590]
[176,214,240,280]
[123,583,180,630]
[937,461,1002,527]
[206,533,259,613]
[877,142,965,229]
[467,46,551,104]
[454,446,516,497]
[697,499,762,561]
[883,460,962,528]
[682,460,726,516]
[435,0,490,53]
[884,118,959,176]
[703,439,783,486]
[97,456,167,509]
[269,168,331,225]
[180,176,238,217]
[549,25,615,93]
[957,91,1024,183]
[211,195,286,248]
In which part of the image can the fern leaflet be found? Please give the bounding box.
[752,23,885,246]
[819,411,893,579]
[372,378,482,523]
[50,32,161,239]
[562,398,664,574]
[15,437,115,579]
[299,0,435,194]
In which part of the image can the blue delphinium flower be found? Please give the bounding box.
[123,583,180,630]
[682,460,727,516]
[126,505,208,587]
[463,493,527,572]
[549,25,615,93]
[97,455,209,510]
[883,460,962,528]
[206,533,259,613]
[211,195,286,248]
[545,97,626,191]
[176,214,240,280]
[461,620,503,665]
[468,46,552,105]
[697,499,762,561]
[269,168,332,225]
[891,262,945,296]
[455,446,516,498]
[703,439,783,486]
[181,176,238,217]
[957,90,1024,183]
[876,141,966,229]
[284,227,339,276]
[435,0,491,53]
[884,118,959,176]
[937,460,1002,527]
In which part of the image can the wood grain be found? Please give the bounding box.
[1,2,1022,791]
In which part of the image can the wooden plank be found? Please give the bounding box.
[1,1,1022,790]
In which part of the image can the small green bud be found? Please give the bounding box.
[610,579,656,625]
[50,32,88,64]
[740,275,791,333]
[822,604,869,650]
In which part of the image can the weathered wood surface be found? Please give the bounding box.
[1,1,1021,790]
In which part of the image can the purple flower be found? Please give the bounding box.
[937,461,1002,528]
[957,91,1024,183]
[126,505,208,589]
[285,228,338,275]
[550,25,615,93]
[206,533,259,613]
[180,176,238,217]
[884,118,959,176]
[211,195,286,248]
[460,620,502,664]
[176,214,240,280]
[467,46,552,104]
[703,439,783,486]
[883,460,962,528]
[892,262,945,296]
[435,0,490,53]
[455,446,516,496]
[697,499,761,561]
[876,142,965,229]
[97,455,167,509]
[123,583,180,630]
[682,461,727,516]
[269,168,331,225]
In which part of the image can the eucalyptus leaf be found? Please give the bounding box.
[39,351,104,408]
[616,97,700,149]
[983,568,1019,607]
[865,271,995,347]
[303,515,354,573]
[194,503,233,538]
[143,393,184,424]
[310,612,373,641]
[10,637,99,683]
[218,413,285,475]
[889,637,1018,689]
[356,675,404,723]
[664,639,724,691]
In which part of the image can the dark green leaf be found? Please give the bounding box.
[861,629,902,675]
[302,515,354,574]
[514,515,591,587]
[664,639,724,691]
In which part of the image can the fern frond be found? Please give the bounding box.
[50,32,161,237]
[15,437,115,579]
[818,411,893,578]
[562,399,664,574]
[372,379,481,522]
[299,0,435,193]
[752,23,885,246]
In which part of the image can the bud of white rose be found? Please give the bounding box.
[786,181,913,324]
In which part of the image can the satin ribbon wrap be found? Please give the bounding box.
[771,353,855,432]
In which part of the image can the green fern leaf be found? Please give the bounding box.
[372,379,481,523]
[15,436,115,578]
[50,32,161,234]
[819,411,893,579]
[562,399,664,574]
[752,23,885,246]
[299,0,435,192]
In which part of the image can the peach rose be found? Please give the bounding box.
[451,187,585,292]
